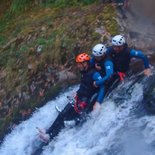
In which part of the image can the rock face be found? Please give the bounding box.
[131,0,155,23]
[115,0,155,54]
[57,69,77,82]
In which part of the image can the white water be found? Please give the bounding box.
[0,82,155,155]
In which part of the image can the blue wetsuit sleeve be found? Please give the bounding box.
[130,49,150,68]
[95,60,114,86]
[92,72,104,104]
[96,86,104,104]
[92,72,102,81]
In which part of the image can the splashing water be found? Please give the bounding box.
[0,77,155,155]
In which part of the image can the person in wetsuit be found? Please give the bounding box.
[106,34,152,81]
[38,53,104,142]
[90,43,114,100]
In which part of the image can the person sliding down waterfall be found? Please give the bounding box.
[38,52,113,143]
[106,34,152,81]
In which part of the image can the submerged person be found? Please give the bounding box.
[38,53,105,143]
[106,34,152,81]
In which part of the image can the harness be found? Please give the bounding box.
[74,93,98,114]
[74,96,88,114]
[117,72,126,81]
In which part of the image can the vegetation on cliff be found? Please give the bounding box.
[0,0,119,140]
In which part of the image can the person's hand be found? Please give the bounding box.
[144,68,152,77]
[93,102,102,111]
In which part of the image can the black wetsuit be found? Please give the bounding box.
[47,67,99,140]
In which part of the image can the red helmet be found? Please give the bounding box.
[76,53,90,63]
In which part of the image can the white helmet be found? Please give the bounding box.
[92,44,107,57]
[112,35,125,46]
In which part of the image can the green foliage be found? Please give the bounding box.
[53,0,79,7]
[4,0,98,15]
[102,5,119,35]
[0,51,10,67]
[81,0,97,5]
[18,46,29,55]
[0,35,7,45]
[54,0,97,6]
[36,37,47,45]
[6,58,16,68]
[9,0,32,14]
[41,0,97,7]
[12,25,22,37]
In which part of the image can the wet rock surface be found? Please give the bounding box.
[117,1,155,53]
[115,1,155,68]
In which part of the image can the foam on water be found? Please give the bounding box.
[0,80,155,155]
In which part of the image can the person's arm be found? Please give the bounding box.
[130,49,149,68]
[94,60,114,86]
[92,72,104,104]
[130,49,152,76]
[92,73,104,110]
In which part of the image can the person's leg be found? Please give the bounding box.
[47,103,79,139]
[87,94,98,112]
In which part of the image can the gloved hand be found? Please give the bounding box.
[144,68,152,77]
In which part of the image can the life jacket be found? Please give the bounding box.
[108,43,131,73]
[77,66,99,99]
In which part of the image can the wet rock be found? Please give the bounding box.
[129,31,141,39]
[57,69,76,82]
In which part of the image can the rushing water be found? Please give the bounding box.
[0,75,155,155]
